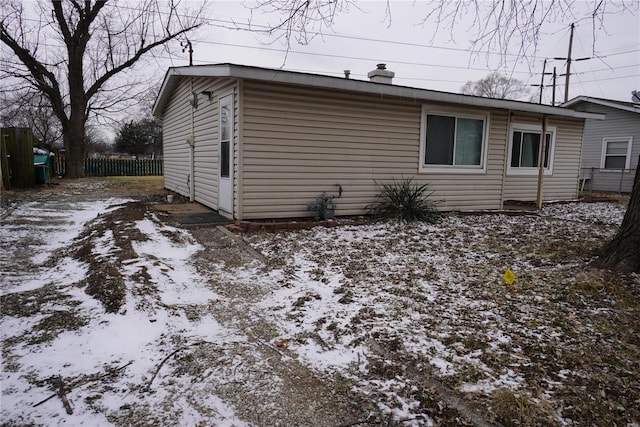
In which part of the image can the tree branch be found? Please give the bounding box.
[0,19,67,124]
[86,23,199,99]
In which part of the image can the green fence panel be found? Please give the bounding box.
[74,158,162,177]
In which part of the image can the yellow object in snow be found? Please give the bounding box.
[502,268,516,285]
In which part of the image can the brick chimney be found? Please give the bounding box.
[367,63,394,84]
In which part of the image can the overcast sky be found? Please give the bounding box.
[2,0,638,142]
[161,0,639,104]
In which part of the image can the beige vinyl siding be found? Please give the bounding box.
[191,77,238,210]
[161,76,237,211]
[240,81,506,219]
[420,108,507,209]
[502,116,584,201]
[162,78,192,197]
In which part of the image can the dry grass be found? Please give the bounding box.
[244,203,639,425]
[491,388,544,426]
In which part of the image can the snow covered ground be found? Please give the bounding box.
[1,184,638,426]
[242,202,639,425]
[1,191,248,426]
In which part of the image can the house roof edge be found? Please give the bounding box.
[153,64,604,120]
[562,95,640,115]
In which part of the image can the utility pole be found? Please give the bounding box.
[552,67,557,106]
[564,23,574,103]
[532,59,552,104]
[539,59,547,104]
[554,23,591,103]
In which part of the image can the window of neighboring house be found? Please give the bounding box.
[507,124,556,175]
[420,109,488,173]
[601,137,632,170]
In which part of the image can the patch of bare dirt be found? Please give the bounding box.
[188,226,386,426]
[65,201,157,313]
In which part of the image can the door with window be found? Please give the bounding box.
[218,94,233,214]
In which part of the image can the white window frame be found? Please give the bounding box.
[506,123,556,176]
[600,137,633,171]
[418,105,490,174]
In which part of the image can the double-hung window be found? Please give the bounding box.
[601,137,632,170]
[420,108,488,173]
[507,124,556,175]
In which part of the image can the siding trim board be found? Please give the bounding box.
[157,64,591,219]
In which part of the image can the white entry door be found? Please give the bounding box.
[218,94,234,215]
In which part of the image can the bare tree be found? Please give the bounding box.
[461,72,529,100]
[253,1,637,66]
[1,89,63,149]
[250,0,353,47]
[0,0,205,178]
[85,125,112,158]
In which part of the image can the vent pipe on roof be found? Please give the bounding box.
[368,63,394,84]
[344,69,351,79]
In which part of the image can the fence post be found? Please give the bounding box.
[1,130,10,189]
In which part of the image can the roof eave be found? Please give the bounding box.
[153,64,604,120]
[562,96,640,115]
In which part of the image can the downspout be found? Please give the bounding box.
[499,110,512,209]
[189,77,195,202]
[536,115,549,209]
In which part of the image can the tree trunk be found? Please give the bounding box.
[64,42,88,179]
[63,121,86,178]
[599,158,640,272]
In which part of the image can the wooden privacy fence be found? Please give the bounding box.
[54,158,163,177]
[1,127,35,189]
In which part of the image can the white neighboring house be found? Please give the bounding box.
[563,96,640,194]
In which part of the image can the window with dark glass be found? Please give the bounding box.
[603,140,629,169]
[424,114,484,167]
[510,131,551,168]
[220,103,231,178]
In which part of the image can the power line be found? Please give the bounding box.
[16,3,639,62]
[3,28,636,81]
[189,38,532,74]
[3,35,636,87]
[102,3,527,59]
[5,5,638,88]
[575,74,640,84]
